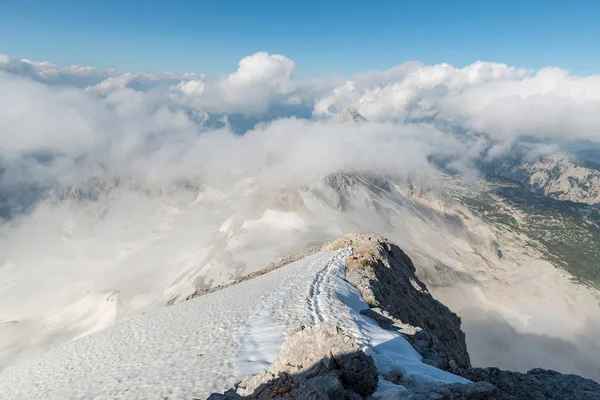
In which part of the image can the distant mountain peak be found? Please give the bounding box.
[335,106,368,124]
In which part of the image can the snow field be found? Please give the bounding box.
[0,248,467,399]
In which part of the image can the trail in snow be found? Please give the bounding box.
[234,253,330,377]
[236,246,467,390]
[234,249,354,377]
[0,248,466,400]
[303,248,469,386]
[306,249,345,324]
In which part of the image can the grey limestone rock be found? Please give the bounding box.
[325,233,471,372]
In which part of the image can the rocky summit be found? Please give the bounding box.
[335,106,368,124]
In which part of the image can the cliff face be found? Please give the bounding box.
[324,233,471,373]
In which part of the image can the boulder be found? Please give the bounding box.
[210,323,378,399]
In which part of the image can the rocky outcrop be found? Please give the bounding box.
[209,233,600,400]
[325,233,471,372]
[208,322,499,400]
[327,234,600,399]
[208,323,378,399]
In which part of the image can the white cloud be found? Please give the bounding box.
[0,71,103,156]
[312,61,424,117]
[315,60,600,142]
[172,52,301,116]
[85,73,139,93]
[4,51,599,193]
[0,70,202,198]
[0,54,197,90]
[0,54,115,87]
[6,52,600,144]
[437,67,600,140]
[88,71,199,94]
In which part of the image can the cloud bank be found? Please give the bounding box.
[5,51,600,143]
[315,61,600,142]
[0,54,197,90]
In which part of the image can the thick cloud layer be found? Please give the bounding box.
[6,51,600,144]
[0,73,458,198]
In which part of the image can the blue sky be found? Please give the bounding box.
[1,0,599,77]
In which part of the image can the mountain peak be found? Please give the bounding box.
[335,106,368,124]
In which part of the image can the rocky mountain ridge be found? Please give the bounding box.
[210,233,600,399]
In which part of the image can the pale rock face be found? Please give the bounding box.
[495,154,600,205]
[335,106,368,124]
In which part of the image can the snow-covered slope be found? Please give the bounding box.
[0,246,468,400]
